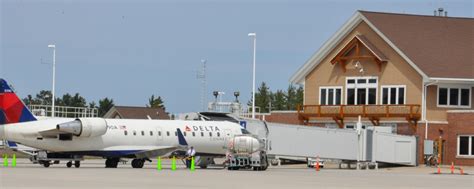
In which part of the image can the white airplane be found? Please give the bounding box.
[0,79,246,168]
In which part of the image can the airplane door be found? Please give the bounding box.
[223,129,232,149]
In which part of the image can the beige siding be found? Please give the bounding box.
[305,21,423,108]
[426,86,474,121]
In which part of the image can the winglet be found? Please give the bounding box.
[6,141,18,149]
[176,128,188,146]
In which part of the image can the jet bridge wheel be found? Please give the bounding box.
[131,159,145,168]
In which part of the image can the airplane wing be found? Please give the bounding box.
[133,146,180,159]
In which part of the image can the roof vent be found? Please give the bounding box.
[434,8,447,17]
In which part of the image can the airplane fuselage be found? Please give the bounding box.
[1,118,242,157]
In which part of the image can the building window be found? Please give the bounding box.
[458,135,474,156]
[346,77,377,105]
[438,86,471,108]
[381,86,406,105]
[320,87,342,105]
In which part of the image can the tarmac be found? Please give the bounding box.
[0,159,473,189]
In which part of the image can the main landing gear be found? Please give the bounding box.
[131,159,145,168]
[105,158,120,168]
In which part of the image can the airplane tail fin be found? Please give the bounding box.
[0,79,37,124]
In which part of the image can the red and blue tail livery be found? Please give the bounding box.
[0,79,37,124]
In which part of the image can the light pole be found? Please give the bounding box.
[48,44,56,117]
[248,32,256,119]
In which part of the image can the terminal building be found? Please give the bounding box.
[263,11,474,165]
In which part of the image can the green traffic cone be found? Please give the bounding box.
[3,154,8,167]
[157,157,162,171]
[190,156,195,171]
[12,154,16,167]
[171,156,176,171]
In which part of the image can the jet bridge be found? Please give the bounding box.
[181,112,418,167]
[262,123,417,166]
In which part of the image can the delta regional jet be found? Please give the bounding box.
[0,79,245,168]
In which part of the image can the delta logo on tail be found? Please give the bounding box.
[0,79,37,124]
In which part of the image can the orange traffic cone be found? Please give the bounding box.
[460,167,464,175]
[315,156,320,172]
[450,162,454,174]
[437,165,441,174]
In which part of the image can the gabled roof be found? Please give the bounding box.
[290,11,474,84]
[103,106,170,120]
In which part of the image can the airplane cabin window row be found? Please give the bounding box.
[123,129,224,138]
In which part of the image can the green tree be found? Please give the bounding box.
[35,90,53,105]
[248,82,272,113]
[286,85,297,110]
[22,95,36,105]
[295,86,304,110]
[148,95,165,110]
[56,93,86,107]
[98,98,114,117]
[89,101,97,109]
[272,90,287,110]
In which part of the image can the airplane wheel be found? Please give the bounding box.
[131,159,144,168]
[105,158,119,168]
[66,162,72,168]
[43,161,50,168]
[74,161,80,168]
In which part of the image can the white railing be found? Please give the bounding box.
[28,105,98,118]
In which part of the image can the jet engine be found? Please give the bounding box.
[56,118,108,137]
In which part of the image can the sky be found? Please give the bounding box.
[1,0,473,114]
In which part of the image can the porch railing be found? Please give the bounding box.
[297,104,421,120]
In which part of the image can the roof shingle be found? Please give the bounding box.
[360,11,474,79]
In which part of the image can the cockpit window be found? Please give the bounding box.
[241,129,251,134]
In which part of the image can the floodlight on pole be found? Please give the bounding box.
[48,44,56,117]
[248,32,256,119]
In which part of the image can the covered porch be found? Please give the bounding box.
[297,104,421,130]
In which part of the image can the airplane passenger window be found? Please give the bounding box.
[133,131,137,136]
[158,131,161,136]
[217,132,220,137]
[175,132,177,136]
[209,132,212,137]
[192,132,195,137]
[150,131,153,136]
[124,131,128,136]
[166,131,170,136]
[184,132,187,136]
[141,131,145,136]
[201,132,204,137]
